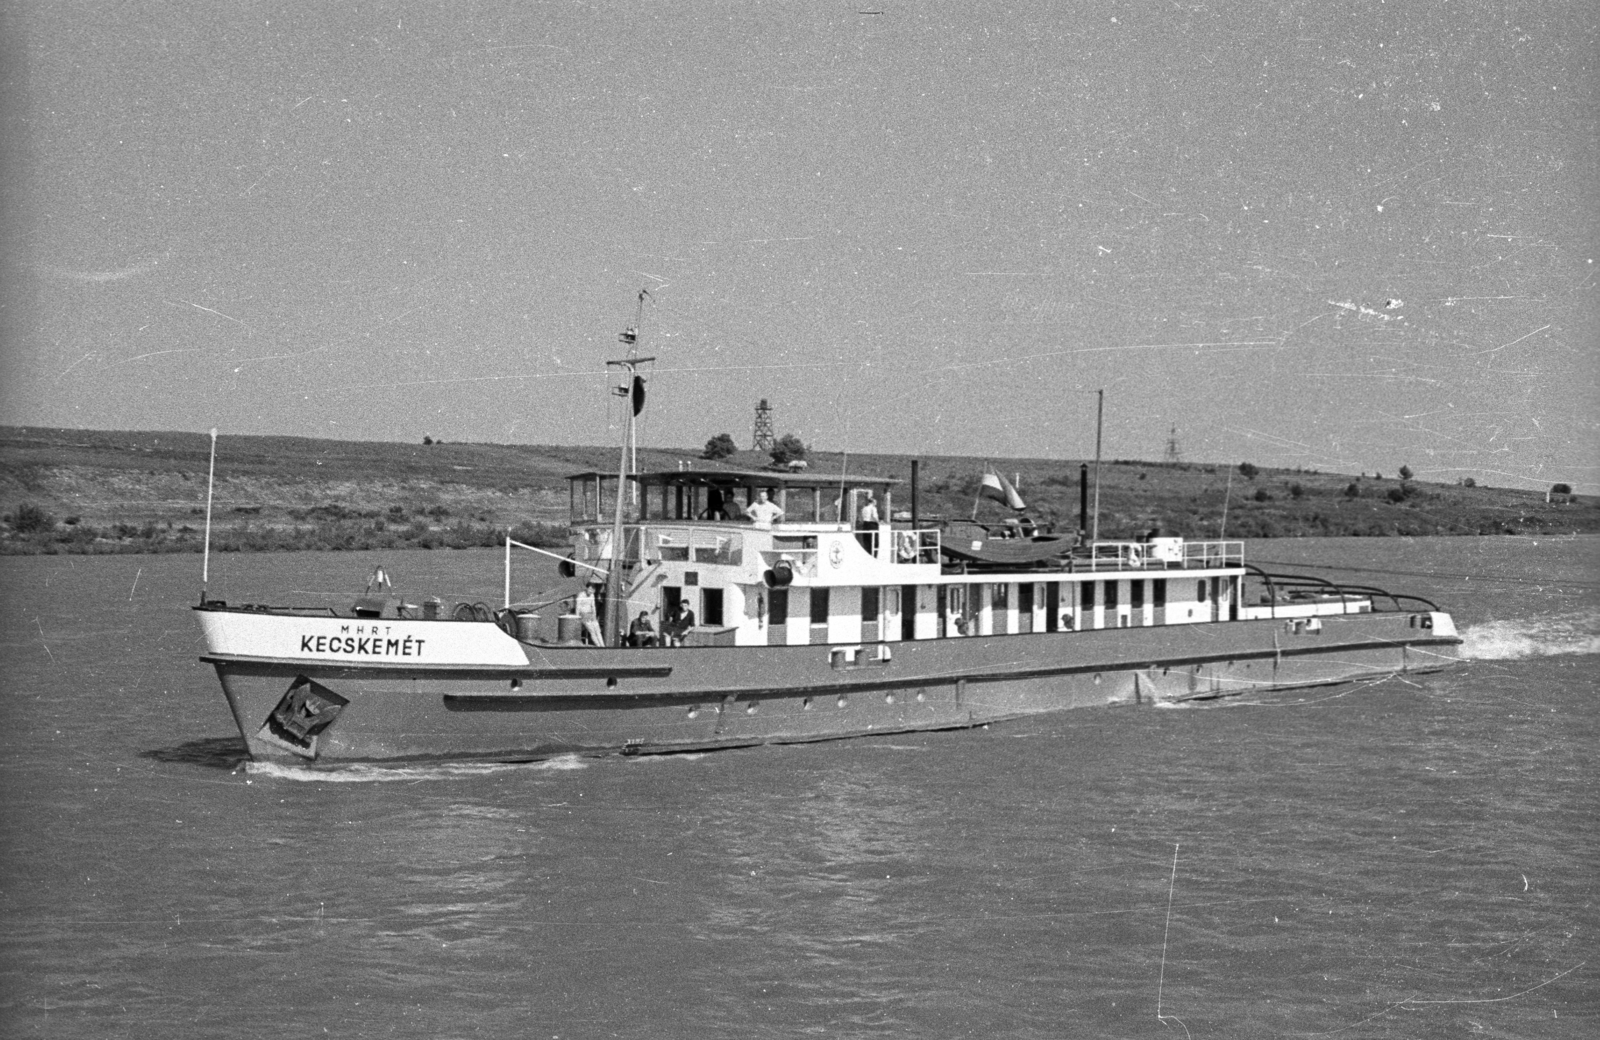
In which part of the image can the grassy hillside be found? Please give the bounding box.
[2,425,1595,554]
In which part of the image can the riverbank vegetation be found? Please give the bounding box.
[3,425,1595,554]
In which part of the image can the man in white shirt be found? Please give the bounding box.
[745,490,784,527]
[856,494,880,553]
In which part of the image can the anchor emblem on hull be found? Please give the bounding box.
[257,677,349,759]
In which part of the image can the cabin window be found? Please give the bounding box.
[861,586,880,624]
[1045,583,1060,632]
[992,583,1008,610]
[902,585,919,640]
[1131,580,1145,612]
[810,588,830,626]
[1105,580,1119,612]
[768,588,788,626]
[664,586,682,619]
[1197,580,1208,602]
[1154,579,1167,610]
[1080,581,1095,612]
[702,588,724,627]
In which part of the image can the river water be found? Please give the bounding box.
[1,536,1595,1038]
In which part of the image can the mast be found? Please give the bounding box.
[603,289,653,647]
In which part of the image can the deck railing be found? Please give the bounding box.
[569,525,746,568]
[1078,539,1243,571]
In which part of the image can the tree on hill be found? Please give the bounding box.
[6,502,54,533]
[769,433,808,468]
[1399,464,1414,482]
[1237,461,1259,480]
[702,433,738,460]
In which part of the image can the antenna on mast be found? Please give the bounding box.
[616,287,652,506]
[618,287,652,357]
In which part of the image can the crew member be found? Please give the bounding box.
[746,490,784,527]
[669,602,696,646]
[629,611,657,647]
[856,494,880,553]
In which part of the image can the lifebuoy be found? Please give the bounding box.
[896,532,918,561]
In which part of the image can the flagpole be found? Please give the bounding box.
[201,427,217,602]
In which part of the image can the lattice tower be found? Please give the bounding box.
[1163,425,1183,465]
[752,399,775,451]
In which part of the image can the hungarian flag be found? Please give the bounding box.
[981,467,1026,510]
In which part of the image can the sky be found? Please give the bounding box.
[4,1,1596,491]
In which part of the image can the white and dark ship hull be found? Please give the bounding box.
[202,607,1460,765]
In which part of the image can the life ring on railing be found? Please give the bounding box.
[896,532,918,562]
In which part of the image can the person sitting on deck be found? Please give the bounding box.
[629,611,657,647]
[666,603,696,646]
[745,490,784,528]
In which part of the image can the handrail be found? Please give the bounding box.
[1245,566,1442,615]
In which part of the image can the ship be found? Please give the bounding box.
[195,308,1462,766]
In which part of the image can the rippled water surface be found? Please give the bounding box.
[2,537,1596,1038]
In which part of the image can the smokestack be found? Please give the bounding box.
[911,459,920,529]
[1079,462,1089,537]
